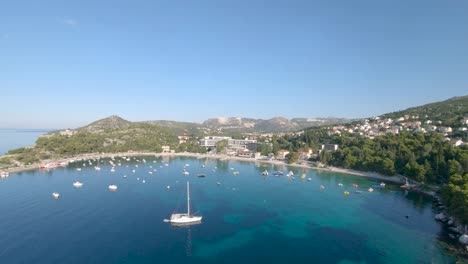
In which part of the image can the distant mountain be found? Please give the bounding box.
[202,116,350,133]
[71,115,350,136]
[79,115,131,133]
[381,95,468,127]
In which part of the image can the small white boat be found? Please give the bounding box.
[149,171,153,174]
[123,175,127,178]
[52,192,60,199]
[307,178,312,181]
[338,183,343,187]
[108,185,118,191]
[262,170,269,176]
[320,185,325,189]
[287,171,294,177]
[368,187,374,192]
[166,185,171,189]
[94,166,101,171]
[76,168,82,171]
[183,171,189,176]
[132,169,136,173]
[73,181,83,188]
[380,182,386,187]
[165,164,169,167]
[142,180,146,183]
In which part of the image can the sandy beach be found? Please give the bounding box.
[0,151,405,184]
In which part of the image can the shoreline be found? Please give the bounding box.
[1,151,404,184]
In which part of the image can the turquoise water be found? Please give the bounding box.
[0,156,458,263]
[0,129,49,155]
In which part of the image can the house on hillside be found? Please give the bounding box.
[320,144,339,152]
[438,127,453,133]
[299,148,313,160]
[386,126,399,134]
[276,150,290,160]
[59,129,76,137]
[451,139,465,147]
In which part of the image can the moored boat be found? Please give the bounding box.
[165,181,202,225]
[73,181,83,188]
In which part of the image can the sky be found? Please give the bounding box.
[1,0,467,129]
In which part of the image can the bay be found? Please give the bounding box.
[0,156,459,263]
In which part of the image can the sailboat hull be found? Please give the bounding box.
[170,214,202,224]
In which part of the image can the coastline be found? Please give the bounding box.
[1,151,404,184]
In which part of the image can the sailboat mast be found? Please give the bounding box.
[187,181,190,217]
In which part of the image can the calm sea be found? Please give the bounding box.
[0,129,50,155]
[0,156,460,263]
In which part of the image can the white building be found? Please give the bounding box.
[199,136,232,148]
[228,138,257,150]
[451,139,464,147]
[321,144,339,151]
[438,127,453,133]
[161,146,171,153]
[276,150,290,159]
[59,129,76,136]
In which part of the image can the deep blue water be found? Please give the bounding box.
[0,129,50,155]
[0,156,459,263]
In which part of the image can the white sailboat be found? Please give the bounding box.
[166,181,202,225]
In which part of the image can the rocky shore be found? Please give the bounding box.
[433,195,468,256]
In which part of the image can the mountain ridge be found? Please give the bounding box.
[76,115,350,134]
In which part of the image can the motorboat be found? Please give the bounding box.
[273,171,284,176]
[73,181,83,188]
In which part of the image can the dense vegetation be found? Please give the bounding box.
[383,95,468,128]
[7,123,182,160]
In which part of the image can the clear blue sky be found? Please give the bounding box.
[1,0,467,129]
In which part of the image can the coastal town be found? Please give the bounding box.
[188,114,467,162]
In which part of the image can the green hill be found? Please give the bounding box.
[383,95,468,127]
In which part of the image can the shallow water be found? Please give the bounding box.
[0,156,458,263]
